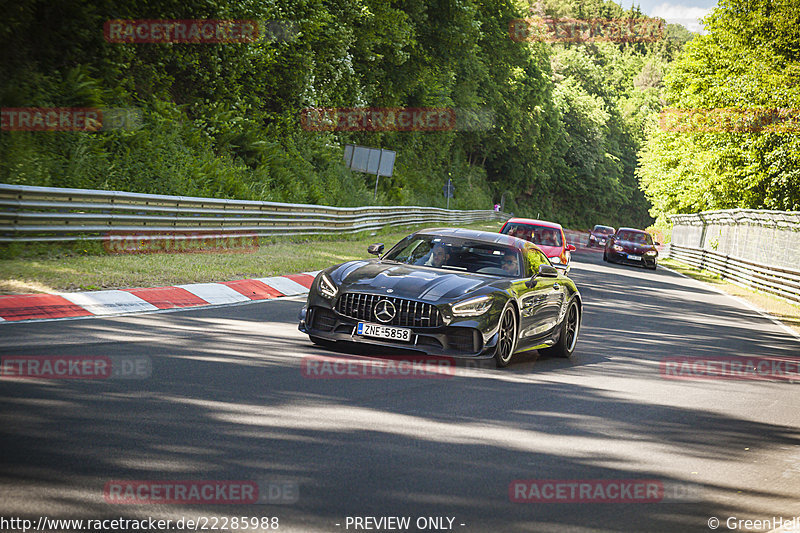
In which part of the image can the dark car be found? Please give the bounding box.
[587,225,615,248]
[603,228,660,270]
[299,228,582,367]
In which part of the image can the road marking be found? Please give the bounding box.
[123,286,208,309]
[256,276,310,296]
[221,279,283,300]
[177,283,252,305]
[58,290,159,315]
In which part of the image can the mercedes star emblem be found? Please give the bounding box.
[374,299,397,323]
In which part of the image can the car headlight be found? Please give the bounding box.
[644,250,657,256]
[613,244,624,252]
[451,296,492,317]
[318,273,338,299]
[550,256,562,264]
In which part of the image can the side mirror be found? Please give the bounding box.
[539,264,559,277]
[526,264,558,288]
[566,244,576,252]
[368,243,384,255]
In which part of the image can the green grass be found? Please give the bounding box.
[0,221,505,294]
[661,257,800,337]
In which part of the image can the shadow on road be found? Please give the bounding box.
[1,254,799,532]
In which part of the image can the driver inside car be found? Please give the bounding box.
[539,229,558,246]
[501,253,520,277]
[417,243,450,268]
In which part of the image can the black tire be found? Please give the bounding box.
[646,262,657,271]
[494,303,518,368]
[603,251,609,262]
[539,300,580,359]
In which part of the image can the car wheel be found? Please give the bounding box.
[647,262,657,271]
[494,303,518,368]
[539,300,580,359]
[603,251,609,262]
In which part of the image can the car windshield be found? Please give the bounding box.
[617,231,653,244]
[594,226,614,234]
[501,223,563,247]
[384,236,524,277]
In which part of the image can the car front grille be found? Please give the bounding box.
[309,306,336,332]
[446,327,482,353]
[336,292,444,328]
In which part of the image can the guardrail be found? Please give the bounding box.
[669,209,800,304]
[0,184,509,243]
[668,244,800,304]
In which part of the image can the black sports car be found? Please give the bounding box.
[298,228,582,367]
[603,227,660,270]
[587,224,615,248]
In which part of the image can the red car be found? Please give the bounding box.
[499,218,576,270]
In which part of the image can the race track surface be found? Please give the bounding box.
[2,250,799,533]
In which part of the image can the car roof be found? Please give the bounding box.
[504,218,563,230]
[413,227,533,250]
[594,225,614,229]
[617,227,648,233]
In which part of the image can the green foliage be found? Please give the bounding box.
[638,0,800,219]
[0,0,689,229]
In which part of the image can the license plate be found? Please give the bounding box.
[627,254,642,261]
[357,323,411,342]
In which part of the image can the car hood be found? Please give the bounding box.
[616,241,657,254]
[329,260,501,302]
[536,244,563,258]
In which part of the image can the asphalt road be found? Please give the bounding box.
[2,249,799,533]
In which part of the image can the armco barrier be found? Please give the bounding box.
[669,209,800,304]
[0,184,508,243]
[668,244,800,304]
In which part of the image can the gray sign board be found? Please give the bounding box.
[344,145,395,177]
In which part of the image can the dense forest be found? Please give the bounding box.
[0,0,701,230]
[637,0,800,228]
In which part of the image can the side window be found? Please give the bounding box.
[526,248,543,277]
[526,249,551,277]
[408,241,433,264]
[537,250,550,268]
[390,239,427,263]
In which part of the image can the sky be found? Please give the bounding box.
[635,0,717,33]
